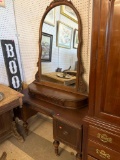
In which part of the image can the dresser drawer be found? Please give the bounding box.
[53,118,82,150]
[88,125,120,152]
[87,155,97,160]
[88,139,120,160]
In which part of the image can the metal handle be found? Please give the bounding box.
[97,133,112,143]
[96,149,110,159]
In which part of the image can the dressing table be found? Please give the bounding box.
[20,0,88,159]
[20,0,120,160]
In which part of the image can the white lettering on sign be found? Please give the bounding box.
[5,44,15,58]
[12,76,20,88]
[9,60,17,74]
[1,41,22,90]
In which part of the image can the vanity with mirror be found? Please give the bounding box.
[28,0,88,109]
[18,0,120,160]
[21,0,88,159]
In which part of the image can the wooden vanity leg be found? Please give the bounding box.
[53,140,60,156]
[23,122,28,135]
[76,153,82,160]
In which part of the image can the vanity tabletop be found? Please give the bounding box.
[23,88,88,127]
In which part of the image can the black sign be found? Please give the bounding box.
[1,40,22,91]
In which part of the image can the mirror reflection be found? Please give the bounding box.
[41,5,78,88]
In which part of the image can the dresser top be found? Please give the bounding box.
[0,84,23,114]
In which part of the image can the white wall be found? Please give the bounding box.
[0,0,23,86]
[0,0,92,89]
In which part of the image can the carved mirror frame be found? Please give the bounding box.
[35,0,87,94]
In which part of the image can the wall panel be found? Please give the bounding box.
[0,0,23,86]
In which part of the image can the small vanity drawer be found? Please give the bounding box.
[88,125,120,152]
[88,140,120,160]
[87,155,97,160]
[53,118,82,150]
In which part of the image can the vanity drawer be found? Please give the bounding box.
[88,139,120,160]
[53,118,82,150]
[88,125,120,152]
[87,155,97,160]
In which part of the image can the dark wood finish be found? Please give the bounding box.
[88,140,120,160]
[0,99,21,115]
[20,104,37,134]
[93,0,120,125]
[0,84,23,143]
[88,125,120,152]
[87,155,97,160]
[83,117,120,160]
[53,140,60,156]
[0,111,12,143]
[23,89,88,124]
[53,115,82,159]
[83,0,120,159]
[22,89,88,159]
[88,0,120,123]
[21,0,88,158]
[27,0,88,121]
[28,83,88,109]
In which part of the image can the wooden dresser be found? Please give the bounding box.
[0,84,23,142]
[21,88,88,160]
[83,0,120,159]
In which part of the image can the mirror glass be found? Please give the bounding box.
[41,5,78,88]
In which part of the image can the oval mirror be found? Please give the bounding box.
[41,5,78,88]
[36,0,87,94]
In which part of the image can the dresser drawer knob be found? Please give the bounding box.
[96,149,110,159]
[63,131,68,135]
[97,133,112,143]
[59,126,62,129]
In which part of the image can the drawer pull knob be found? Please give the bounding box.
[97,133,112,143]
[59,126,62,129]
[96,149,110,159]
[63,131,68,135]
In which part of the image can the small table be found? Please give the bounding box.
[0,84,23,143]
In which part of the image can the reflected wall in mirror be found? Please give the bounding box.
[41,5,78,88]
[44,8,55,26]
